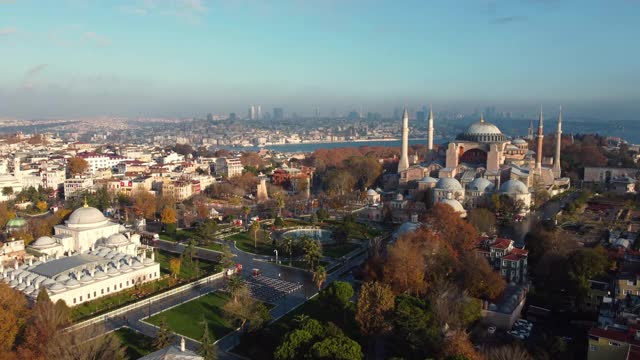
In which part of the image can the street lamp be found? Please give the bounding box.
[274,249,278,264]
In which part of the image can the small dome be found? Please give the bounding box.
[67,206,107,227]
[366,189,378,196]
[105,233,129,246]
[143,257,154,265]
[80,274,93,283]
[107,266,119,276]
[419,176,438,183]
[467,178,495,193]
[441,198,465,213]
[16,283,26,291]
[512,138,527,145]
[120,264,131,272]
[131,260,143,269]
[33,236,56,247]
[55,274,70,282]
[94,271,107,279]
[65,278,80,288]
[48,282,66,292]
[393,221,420,241]
[395,193,404,201]
[6,217,27,228]
[500,179,529,194]
[435,177,463,191]
[9,280,19,288]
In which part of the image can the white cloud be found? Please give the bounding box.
[0,27,17,36]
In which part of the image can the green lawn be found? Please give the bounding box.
[71,277,173,321]
[159,229,195,242]
[323,243,361,258]
[156,249,221,279]
[114,327,155,359]
[146,292,235,341]
[231,231,275,256]
[232,295,359,360]
[201,242,224,252]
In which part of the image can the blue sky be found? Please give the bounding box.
[1,0,639,118]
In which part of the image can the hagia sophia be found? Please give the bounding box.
[381,107,570,219]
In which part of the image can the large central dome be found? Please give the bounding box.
[456,116,507,143]
[66,205,108,228]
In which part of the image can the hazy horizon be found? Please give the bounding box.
[1,0,639,119]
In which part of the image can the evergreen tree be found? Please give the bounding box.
[153,317,174,350]
[198,316,217,360]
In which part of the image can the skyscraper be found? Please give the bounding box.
[248,105,256,120]
[397,108,410,173]
[536,107,544,172]
[553,106,563,178]
[256,105,262,120]
[273,107,284,121]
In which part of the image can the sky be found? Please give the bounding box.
[1,0,639,119]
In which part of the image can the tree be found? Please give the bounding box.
[161,207,177,225]
[198,316,217,360]
[242,205,250,223]
[460,254,506,300]
[1,186,14,197]
[0,283,28,353]
[153,317,175,350]
[392,295,441,358]
[280,236,294,265]
[169,258,181,279]
[302,237,322,270]
[134,191,157,219]
[568,246,609,306]
[250,220,260,248]
[194,219,218,244]
[356,281,395,336]
[219,244,235,269]
[319,281,354,312]
[441,330,482,360]
[309,336,363,360]
[312,266,327,291]
[467,208,496,235]
[67,157,89,175]
[0,203,16,228]
[35,200,48,212]
[36,288,50,304]
[316,208,329,222]
[226,275,246,303]
[384,234,427,297]
[223,286,270,332]
[274,216,285,227]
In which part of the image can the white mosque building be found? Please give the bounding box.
[0,203,160,307]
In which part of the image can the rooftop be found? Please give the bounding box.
[30,254,105,278]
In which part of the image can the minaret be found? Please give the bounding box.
[527,118,534,140]
[397,108,410,173]
[552,106,563,178]
[427,105,434,160]
[536,107,544,171]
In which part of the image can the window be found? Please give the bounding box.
[87,293,90,299]
[502,260,508,267]
[94,291,96,297]
[101,289,104,295]
[107,287,110,292]
[625,290,632,295]
[73,298,76,304]
[126,281,129,286]
[120,283,122,289]
[79,296,82,301]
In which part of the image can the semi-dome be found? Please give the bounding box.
[441,198,465,213]
[456,117,507,143]
[65,278,80,288]
[500,179,529,194]
[435,177,463,191]
[67,206,107,227]
[105,233,129,246]
[467,178,495,193]
[33,236,56,248]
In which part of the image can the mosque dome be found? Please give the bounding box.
[105,233,129,247]
[512,138,527,145]
[457,116,507,143]
[94,271,108,279]
[120,264,132,272]
[65,278,80,288]
[48,282,66,293]
[467,178,495,193]
[441,198,465,213]
[366,189,378,196]
[392,221,421,242]
[500,179,529,194]
[419,176,438,183]
[67,205,107,227]
[6,217,27,229]
[33,236,56,248]
[435,177,463,191]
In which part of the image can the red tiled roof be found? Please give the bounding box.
[490,239,512,249]
[589,327,640,347]
[511,248,529,256]
[503,253,526,261]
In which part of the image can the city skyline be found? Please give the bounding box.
[0,0,639,119]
